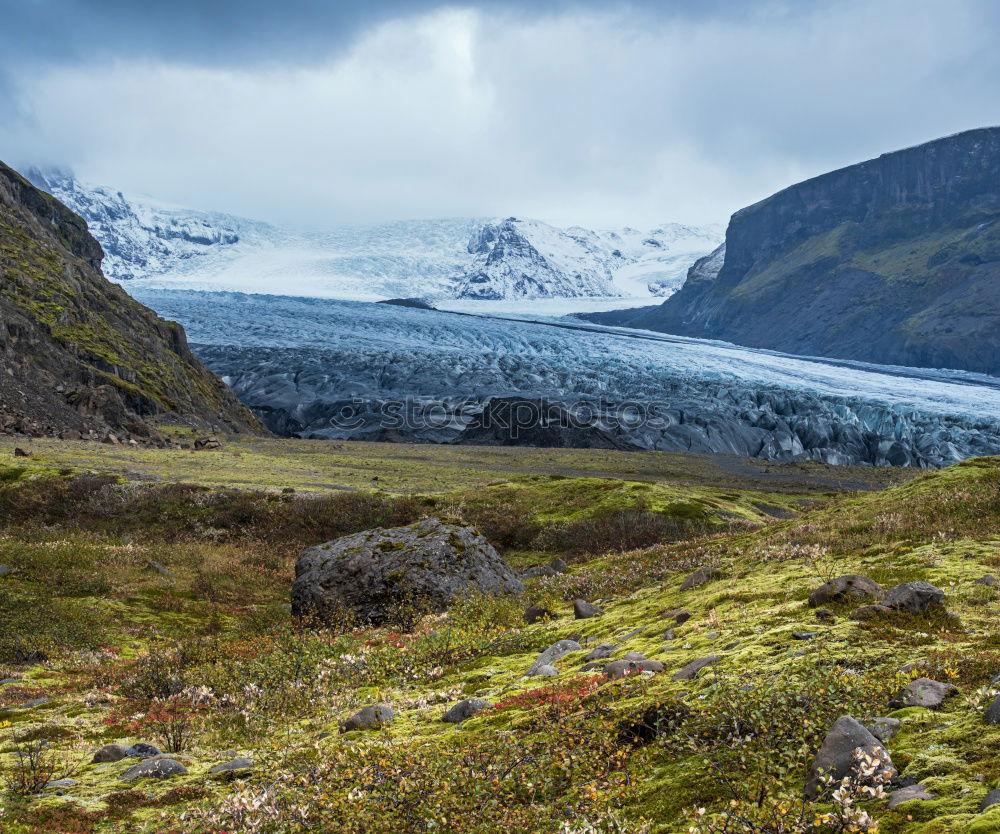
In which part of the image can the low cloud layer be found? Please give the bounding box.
[2,0,998,228]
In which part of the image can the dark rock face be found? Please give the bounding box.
[808,575,884,607]
[291,518,523,625]
[0,161,260,439]
[596,127,1000,376]
[805,716,893,799]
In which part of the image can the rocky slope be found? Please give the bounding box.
[24,167,721,302]
[0,161,260,440]
[590,127,1000,374]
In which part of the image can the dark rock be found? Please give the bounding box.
[975,575,999,587]
[194,436,222,450]
[523,604,554,624]
[887,784,934,808]
[341,704,395,732]
[528,639,581,676]
[584,644,617,662]
[125,743,161,758]
[20,697,50,709]
[291,518,523,624]
[376,297,436,310]
[621,651,647,662]
[210,757,253,777]
[663,628,675,641]
[792,631,818,640]
[890,677,956,709]
[980,789,1000,812]
[808,575,883,607]
[534,664,559,677]
[0,565,11,577]
[523,565,557,578]
[984,694,1000,724]
[605,658,664,680]
[681,566,721,591]
[805,716,893,799]
[814,608,834,621]
[573,599,603,619]
[673,655,720,681]
[13,447,30,457]
[619,627,645,640]
[579,662,606,672]
[92,743,129,763]
[442,698,492,723]
[866,717,901,743]
[121,756,187,780]
[849,604,892,621]
[550,558,569,574]
[883,581,945,614]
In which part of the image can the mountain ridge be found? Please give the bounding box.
[585,126,1000,375]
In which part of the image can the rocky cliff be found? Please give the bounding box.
[0,161,261,441]
[604,127,1000,374]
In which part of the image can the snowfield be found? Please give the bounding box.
[129,289,1000,467]
[27,168,722,307]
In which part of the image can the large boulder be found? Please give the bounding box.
[883,581,945,614]
[805,716,893,799]
[889,678,956,710]
[808,575,883,607]
[527,639,581,676]
[121,756,187,781]
[291,518,523,624]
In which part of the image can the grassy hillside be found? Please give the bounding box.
[0,440,997,833]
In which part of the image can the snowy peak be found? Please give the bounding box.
[455,216,723,300]
[25,167,261,282]
[22,167,723,304]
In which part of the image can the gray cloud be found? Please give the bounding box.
[1,0,998,229]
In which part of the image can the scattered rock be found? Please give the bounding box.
[194,436,222,450]
[584,644,617,662]
[805,716,893,799]
[20,697,50,709]
[442,698,492,724]
[550,558,569,574]
[849,604,892,621]
[605,658,664,680]
[792,631,818,640]
[573,599,603,619]
[668,609,692,625]
[145,560,175,578]
[292,518,523,624]
[121,756,187,780]
[681,566,722,591]
[341,704,395,732]
[814,608,834,621]
[523,565,557,578]
[523,604,554,624]
[887,784,935,808]
[44,778,78,791]
[125,743,161,758]
[975,574,999,587]
[883,581,945,614]
[13,447,30,457]
[619,627,645,640]
[0,565,11,577]
[984,694,1000,724]
[808,575,883,607]
[890,678,956,710]
[980,789,1000,812]
[663,628,675,641]
[528,639,581,675]
[866,717,901,743]
[92,743,129,764]
[210,757,253,778]
[534,665,559,677]
[673,655,720,681]
[621,651,647,661]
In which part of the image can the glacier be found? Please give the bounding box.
[129,289,1000,467]
[26,168,721,305]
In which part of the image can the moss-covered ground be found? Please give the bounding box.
[0,440,997,833]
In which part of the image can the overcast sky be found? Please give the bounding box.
[1,0,998,229]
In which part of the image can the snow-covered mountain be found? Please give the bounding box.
[25,168,722,304]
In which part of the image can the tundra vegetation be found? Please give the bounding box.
[0,438,999,833]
